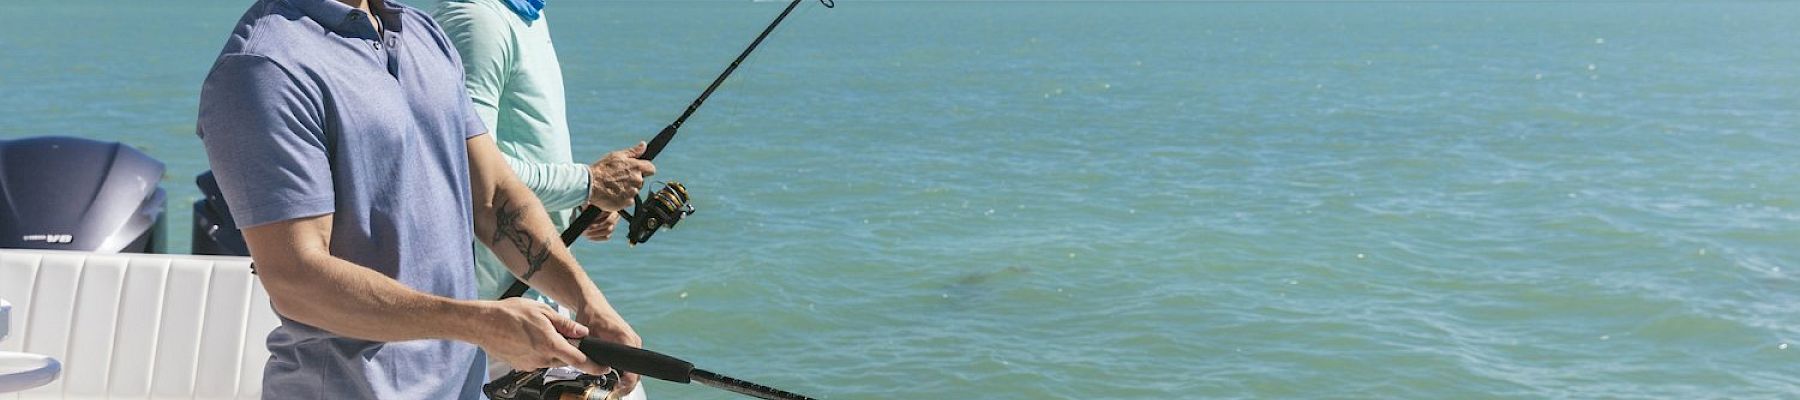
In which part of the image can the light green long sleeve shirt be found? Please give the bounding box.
[435,0,585,300]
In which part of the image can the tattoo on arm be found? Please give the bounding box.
[492,196,553,282]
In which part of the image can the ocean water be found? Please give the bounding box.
[4,1,1800,398]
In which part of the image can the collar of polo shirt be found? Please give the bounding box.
[286,0,402,37]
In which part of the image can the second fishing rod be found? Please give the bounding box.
[487,1,834,400]
[498,0,832,300]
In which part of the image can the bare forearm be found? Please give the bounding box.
[472,154,609,314]
[256,248,481,343]
[467,135,618,317]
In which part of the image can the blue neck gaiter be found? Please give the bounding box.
[502,0,546,22]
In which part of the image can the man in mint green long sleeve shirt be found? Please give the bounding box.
[435,0,653,398]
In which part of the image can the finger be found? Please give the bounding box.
[587,226,614,242]
[595,325,642,348]
[514,350,562,371]
[606,144,640,161]
[614,141,646,160]
[611,373,640,399]
[591,212,619,229]
[527,300,557,313]
[545,311,591,339]
[573,359,609,377]
[635,160,657,177]
[552,339,609,376]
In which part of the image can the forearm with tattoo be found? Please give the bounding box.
[468,135,607,314]
[491,196,553,281]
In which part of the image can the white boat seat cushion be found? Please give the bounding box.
[0,249,276,399]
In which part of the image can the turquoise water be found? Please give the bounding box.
[5,1,1800,398]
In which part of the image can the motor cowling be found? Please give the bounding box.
[0,136,166,253]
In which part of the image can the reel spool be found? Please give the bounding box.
[622,181,695,245]
[485,369,619,400]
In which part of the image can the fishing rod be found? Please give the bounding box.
[488,1,833,399]
[488,338,821,400]
[497,0,833,301]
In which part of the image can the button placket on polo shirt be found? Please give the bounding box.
[344,11,380,50]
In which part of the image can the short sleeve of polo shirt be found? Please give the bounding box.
[452,68,489,141]
[197,54,336,229]
[436,19,491,140]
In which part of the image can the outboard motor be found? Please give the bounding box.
[0,136,167,253]
[191,171,248,256]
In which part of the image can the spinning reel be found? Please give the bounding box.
[484,368,619,400]
[619,181,695,246]
[491,0,828,399]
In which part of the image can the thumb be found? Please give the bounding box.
[603,142,646,161]
[554,339,610,376]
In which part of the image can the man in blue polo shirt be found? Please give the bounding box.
[195,0,655,398]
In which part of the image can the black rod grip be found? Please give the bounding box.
[578,337,695,384]
[640,125,678,161]
[560,207,608,245]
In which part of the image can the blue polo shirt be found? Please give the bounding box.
[195,0,488,398]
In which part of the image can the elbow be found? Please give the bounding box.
[253,258,324,324]
[264,291,313,323]
[259,277,314,322]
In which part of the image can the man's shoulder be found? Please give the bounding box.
[199,1,337,132]
[214,0,334,70]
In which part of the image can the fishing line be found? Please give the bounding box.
[500,0,831,299]
[488,1,833,399]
